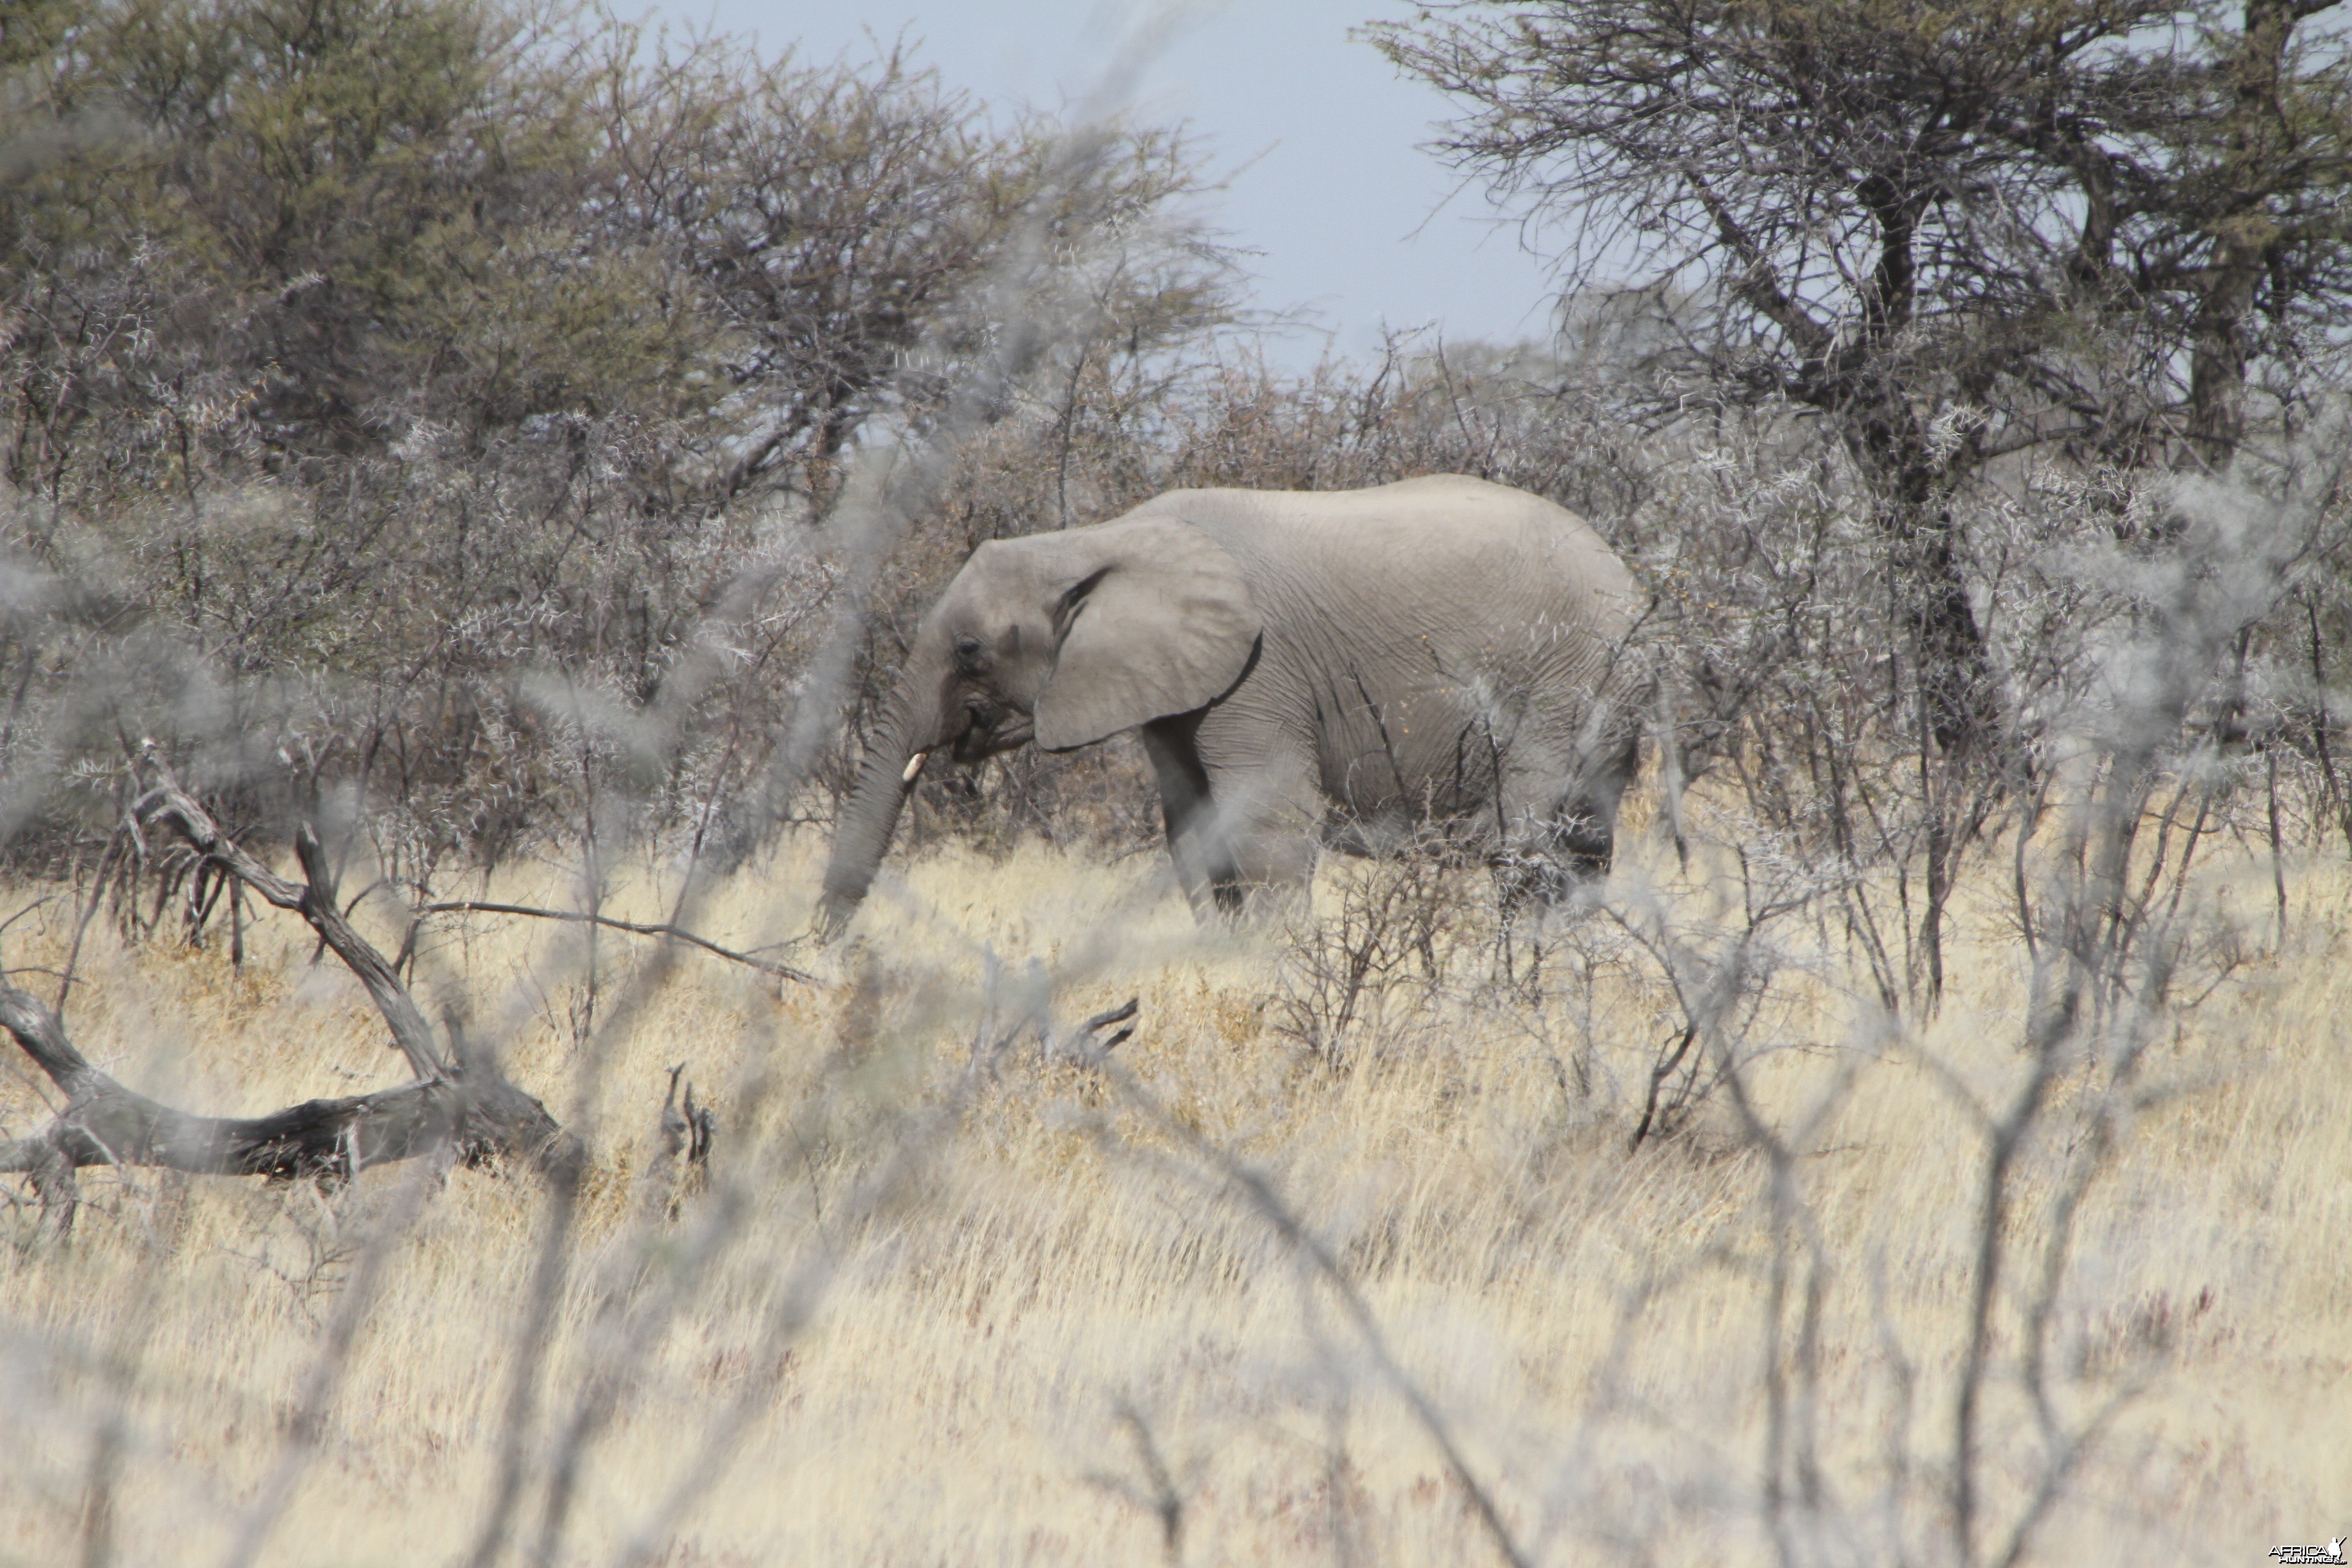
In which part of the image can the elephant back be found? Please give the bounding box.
[1129,475,1638,662]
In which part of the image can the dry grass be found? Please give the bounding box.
[2,813,2348,1567]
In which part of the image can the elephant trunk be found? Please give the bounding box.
[816,684,941,941]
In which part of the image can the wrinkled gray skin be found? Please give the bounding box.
[816,475,1643,938]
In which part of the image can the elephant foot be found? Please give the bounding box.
[1191,869,1311,927]
[1491,826,1612,917]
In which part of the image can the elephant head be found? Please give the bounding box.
[814,515,1260,939]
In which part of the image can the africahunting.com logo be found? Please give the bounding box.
[2269,1539,2346,1564]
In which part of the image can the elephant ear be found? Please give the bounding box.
[1034,517,1260,751]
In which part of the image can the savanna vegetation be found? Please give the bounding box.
[4,0,2352,1563]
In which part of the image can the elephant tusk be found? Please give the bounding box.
[901,750,930,783]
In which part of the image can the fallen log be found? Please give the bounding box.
[0,984,460,1181]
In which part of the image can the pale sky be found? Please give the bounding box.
[649,0,1566,367]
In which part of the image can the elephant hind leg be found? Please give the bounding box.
[1489,797,1612,916]
[1492,730,1636,913]
[1553,793,1617,879]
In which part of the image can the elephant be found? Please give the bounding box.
[814,475,1644,938]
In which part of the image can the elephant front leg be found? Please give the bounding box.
[1141,718,1223,919]
[1207,767,1320,916]
[1142,715,1321,921]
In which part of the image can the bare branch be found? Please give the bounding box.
[134,770,447,1082]
[417,902,813,985]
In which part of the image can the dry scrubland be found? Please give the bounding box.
[10,3,2352,1561]
[4,804,2350,1567]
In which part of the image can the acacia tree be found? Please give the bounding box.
[1373,0,2352,753]
[591,30,1234,516]
[1374,0,2352,999]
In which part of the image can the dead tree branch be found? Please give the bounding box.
[134,778,445,1080]
[118,759,578,1179]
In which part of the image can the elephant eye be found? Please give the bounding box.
[953,636,987,674]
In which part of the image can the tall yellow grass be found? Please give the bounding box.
[2,815,2347,1566]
